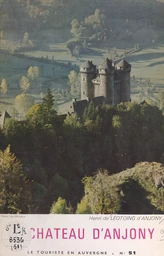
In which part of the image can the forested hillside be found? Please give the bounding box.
[1,90,164,214]
[76,162,164,214]
[0,0,164,30]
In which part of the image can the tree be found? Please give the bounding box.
[42,88,55,111]
[27,66,40,81]
[21,32,35,48]
[76,198,92,214]
[50,197,72,214]
[158,89,164,110]
[22,32,30,45]
[48,173,69,200]
[19,76,30,92]
[15,94,35,117]
[70,19,87,42]
[27,89,57,125]
[1,78,8,94]
[83,101,96,121]
[29,180,48,213]
[26,103,41,125]
[64,114,82,129]
[71,19,81,38]
[68,70,80,98]
[0,145,31,213]
[40,88,57,123]
[77,171,121,214]
[84,9,106,41]
[66,39,82,56]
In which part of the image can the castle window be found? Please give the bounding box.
[83,76,86,81]
[83,91,85,95]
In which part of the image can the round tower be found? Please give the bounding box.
[80,61,96,100]
[98,58,115,105]
[115,59,131,102]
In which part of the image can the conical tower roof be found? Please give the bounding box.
[80,60,96,69]
[115,59,131,71]
[98,58,113,70]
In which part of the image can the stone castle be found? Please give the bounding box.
[72,58,131,115]
[80,58,131,104]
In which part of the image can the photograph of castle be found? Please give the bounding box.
[0,0,164,215]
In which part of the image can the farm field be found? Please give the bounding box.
[127,43,164,86]
[24,41,164,87]
[0,52,70,87]
[0,37,164,115]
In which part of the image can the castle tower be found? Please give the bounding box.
[115,59,131,102]
[80,61,96,100]
[113,72,121,105]
[98,58,115,105]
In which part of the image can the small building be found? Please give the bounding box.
[0,110,11,128]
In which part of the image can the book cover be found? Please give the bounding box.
[0,0,164,255]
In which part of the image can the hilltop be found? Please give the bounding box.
[76,162,164,214]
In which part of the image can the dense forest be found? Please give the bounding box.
[0,0,163,52]
[1,89,164,214]
[0,0,164,30]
